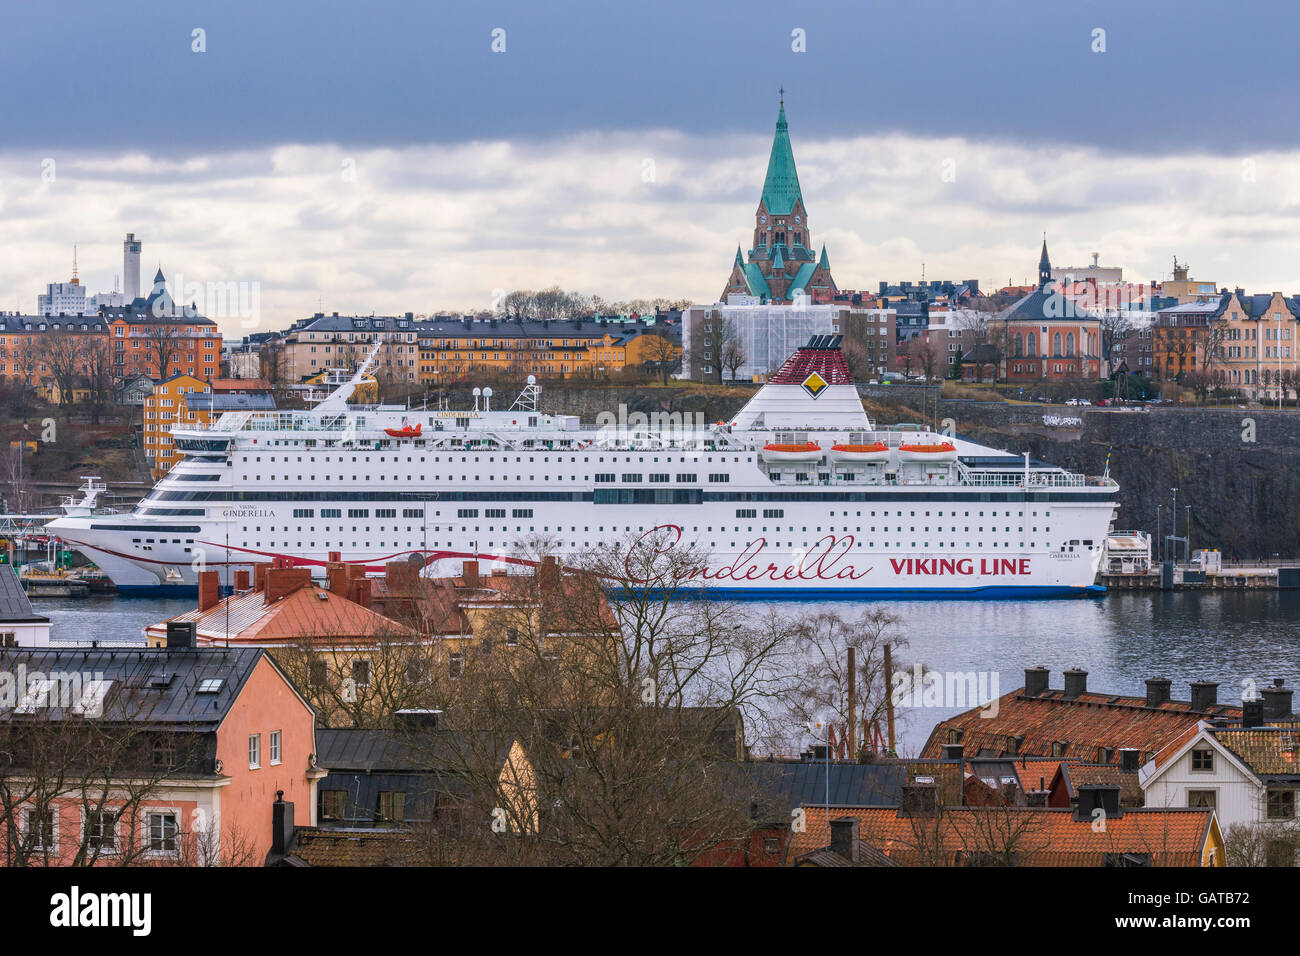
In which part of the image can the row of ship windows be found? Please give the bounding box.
[231,454,753,464]
[240,540,1053,551]
[252,524,1057,537]
[242,474,734,483]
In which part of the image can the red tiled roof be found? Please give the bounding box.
[1012,760,1062,793]
[148,582,415,646]
[790,805,1215,867]
[1210,727,1300,776]
[922,687,1240,766]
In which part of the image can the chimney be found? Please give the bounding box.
[941,743,964,761]
[462,560,480,588]
[1189,681,1219,713]
[264,566,311,606]
[828,817,860,863]
[1118,748,1141,772]
[1073,784,1122,822]
[233,569,250,590]
[900,783,939,818]
[1262,679,1294,722]
[385,560,417,591]
[1024,666,1050,698]
[1025,789,1049,807]
[537,555,558,591]
[1243,697,1265,729]
[197,569,220,612]
[354,578,372,609]
[1062,668,1088,700]
[327,561,348,596]
[166,620,196,649]
[271,790,294,858]
[1145,677,1171,708]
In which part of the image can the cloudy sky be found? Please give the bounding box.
[3,0,1300,335]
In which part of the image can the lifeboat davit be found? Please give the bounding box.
[898,441,957,462]
[828,441,890,464]
[384,423,422,438]
[761,441,823,464]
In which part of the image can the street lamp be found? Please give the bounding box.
[1170,487,1178,565]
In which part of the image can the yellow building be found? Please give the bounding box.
[415,321,681,384]
[143,373,210,478]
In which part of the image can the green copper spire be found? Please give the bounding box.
[819,243,829,269]
[760,99,803,216]
[771,244,785,271]
[734,245,744,267]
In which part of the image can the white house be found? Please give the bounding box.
[1141,691,1299,862]
[0,566,52,647]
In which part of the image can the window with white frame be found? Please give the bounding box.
[85,810,117,852]
[148,811,179,853]
[270,730,282,765]
[23,808,55,851]
[249,733,261,769]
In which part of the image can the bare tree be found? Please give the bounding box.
[146,323,185,381]
[640,330,679,386]
[721,337,747,382]
[35,330,86,419]
[688,312,736,384]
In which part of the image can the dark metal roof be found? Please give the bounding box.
[0,566,48,624]
[730,761,908,813]
[0,646,271,726]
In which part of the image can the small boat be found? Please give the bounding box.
[828,441,890,463]
[898,441,958,462]
[384,423,422,438]
[761,441,823,463]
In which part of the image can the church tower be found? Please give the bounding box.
[721,95,838,303]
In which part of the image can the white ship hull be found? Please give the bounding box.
[46,338,1118,599]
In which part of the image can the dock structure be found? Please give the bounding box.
[1101,564,1294,591]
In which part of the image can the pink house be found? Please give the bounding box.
[0,631,323,866]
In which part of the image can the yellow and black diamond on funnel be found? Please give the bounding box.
[800,371,829,399]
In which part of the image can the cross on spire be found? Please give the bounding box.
[779,86,784,105]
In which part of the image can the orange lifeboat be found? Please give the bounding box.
[761,440,823,463]
[898,440,957,462]
[384,423,422,438]
[828,441,890,463]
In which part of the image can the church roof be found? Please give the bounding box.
[742,262,772,299]
[760,103,803,216]
[789,261,818,295]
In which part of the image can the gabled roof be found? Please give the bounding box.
[788,261,818,295]
[742,262,772,299]
[760,102,804,217]
[1210,726,1300,778]
[0,566,48,624]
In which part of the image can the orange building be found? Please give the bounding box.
[0,643,321,867]
[102,269,221,382]
[143,373,210,478]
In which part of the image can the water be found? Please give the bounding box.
[33,590,1300,754]
[770,590,1300,754]
[36,594,193,646]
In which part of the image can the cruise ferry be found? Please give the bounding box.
[46,336,1118,597]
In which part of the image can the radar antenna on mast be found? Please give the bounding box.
[510,375,540,411]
